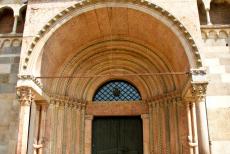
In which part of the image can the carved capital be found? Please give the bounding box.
[191,82,208,101]
[16,87,34,106]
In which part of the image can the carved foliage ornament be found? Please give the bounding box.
[16,87,34,106]
[191,82,208,101]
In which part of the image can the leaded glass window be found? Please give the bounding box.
[93,80,141,101]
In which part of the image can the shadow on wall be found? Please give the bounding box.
[210,2,230,25]
[198,2,207,25]
[17,5,26,33]
[0,7,14,33]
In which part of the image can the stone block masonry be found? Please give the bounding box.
[0,35,21,154]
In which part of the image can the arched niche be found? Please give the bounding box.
[17,5,27,33]
[0,7,14,33]
[210,1,230,24]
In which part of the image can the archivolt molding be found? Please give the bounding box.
[147,93,183,108]
[21,0,202,72]
[49,95,86,110]
[48,38,177,100]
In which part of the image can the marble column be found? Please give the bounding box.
[38,103,48,154]
[84,115,93,154]
[202,0,212,25]
[56,101,65,154]
[141,114,150,154]
[148,102,153,154]
[12,15,19,34]
[196,99,210,154]
[191,102,199,154]
[205,9,212,25]
[186,102,194,154]
[16,87,34,154]
[192,82,210,154]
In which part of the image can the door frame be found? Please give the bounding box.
[84,101,150,154]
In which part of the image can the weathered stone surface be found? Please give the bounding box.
[208,108,230,140]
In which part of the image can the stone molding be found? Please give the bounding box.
[49,95,86,110]
[18,74,43,89]
[148,94,182,107]
[16,87,34,106]
[0,34,22,48]
[22,0,203,70]
[201,24,230,39]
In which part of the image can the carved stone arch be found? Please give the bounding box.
[21,0,202,74]
[15,1,211,154]
[47,37,177,100]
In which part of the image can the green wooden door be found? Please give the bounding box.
[92,116,143,154]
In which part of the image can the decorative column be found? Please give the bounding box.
[16,87,34,154]
[84,115,93,154]
[56,100,65,154]
[191,102,199,154]
[192,83,210,154]
[205,9,212,25]
[186,101,193,154]
[148,102,153,154]
[37,103,48,154]
[12,15,19,34]
[141,114,150,154]
[202,0,212,25]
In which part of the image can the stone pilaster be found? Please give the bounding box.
[16,87,34,154]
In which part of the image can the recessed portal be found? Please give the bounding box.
[92,116,143,154]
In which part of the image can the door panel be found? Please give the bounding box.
[92,117,143,154]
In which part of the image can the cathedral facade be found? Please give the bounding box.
[0,0,229,154]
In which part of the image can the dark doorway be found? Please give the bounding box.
[92,116,143,154]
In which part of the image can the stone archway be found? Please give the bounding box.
[16,1,209,154]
